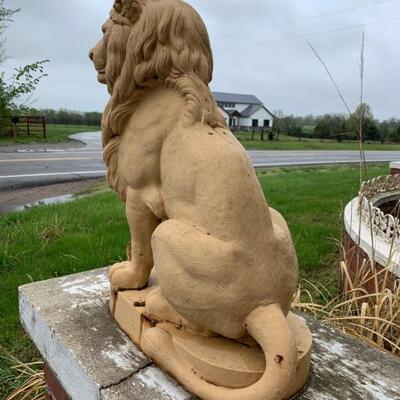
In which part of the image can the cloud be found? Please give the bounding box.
[3,0,400,119]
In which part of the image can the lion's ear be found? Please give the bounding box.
[113,0,144,23]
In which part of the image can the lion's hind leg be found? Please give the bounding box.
[151,219,243,338]
[145,287,213,335]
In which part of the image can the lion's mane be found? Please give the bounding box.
[102,0,225,200]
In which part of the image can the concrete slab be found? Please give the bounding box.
[100,365,195,400]
[19,268,150,400]
[19,268,400,400]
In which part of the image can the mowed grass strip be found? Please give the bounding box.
[0,164,388,371]
[235,131,400,151]
[0,124,100,145]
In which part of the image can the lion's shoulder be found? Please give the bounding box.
[125,87,187,131]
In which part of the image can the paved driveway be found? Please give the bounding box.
[0,132,398,191]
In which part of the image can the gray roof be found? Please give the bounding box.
[212,92,263,105]
[221,108,241,116]
[241,104,263,117]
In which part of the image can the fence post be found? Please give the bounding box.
[43,116,47,139]
[27,117,31,137]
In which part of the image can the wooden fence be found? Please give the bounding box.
[0,115,47,139]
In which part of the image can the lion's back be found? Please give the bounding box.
[161,123,273,240]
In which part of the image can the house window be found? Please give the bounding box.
[252,119,259,127]
[219,102,235,108]
[264,119,270,128]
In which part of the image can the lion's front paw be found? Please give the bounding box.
[109,261,149,291]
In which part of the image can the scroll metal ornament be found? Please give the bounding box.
[359,175,400,243]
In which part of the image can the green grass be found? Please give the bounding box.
[301,125,315,135]
[0,163,390,397]
[0,124,100,145]
[235,131,400,151]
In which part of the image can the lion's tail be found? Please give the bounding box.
[103,136,127,201]
[142,303,298,400]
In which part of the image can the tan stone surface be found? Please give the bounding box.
[113,283,312,398]
[90,0,312,398]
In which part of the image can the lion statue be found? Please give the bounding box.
[90,1,303,399]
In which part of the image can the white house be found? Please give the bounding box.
[213,92,274,131]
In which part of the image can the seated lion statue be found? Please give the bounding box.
[90,1,300,399]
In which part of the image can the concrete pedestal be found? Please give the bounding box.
[19,268,400,400]
[390,161,400,175]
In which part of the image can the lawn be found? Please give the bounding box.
[235,131,400,151]
[0,124,100,145]
[0,163,389,397]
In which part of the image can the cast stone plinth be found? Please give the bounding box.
[19,268,400,400]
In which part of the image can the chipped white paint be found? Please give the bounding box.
[305,389,336,400]
[137,366,191,400]
[101,337,144,372]
[311,331,397,400]
[315,337,346,356]
[19,269,150,400]
[19,288,99,400]
[60,272,109,296]
[59,277,86,288]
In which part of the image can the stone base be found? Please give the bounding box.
[19,268,400,400]
[111,284,312,399]
[390,161,400,175]
[342,231,398,292]
[44,364,70,400]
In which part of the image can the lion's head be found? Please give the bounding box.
[90,0,225,199]
[90,0,223,144]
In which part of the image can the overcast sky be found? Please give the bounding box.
[2,0,400,119]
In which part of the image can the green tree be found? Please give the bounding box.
[379,120,391,143]
[0,1,48,132]
[314,114,346,142]
[290,126,303,141]
[346,103,379,142]
[395,126,400,143]
[378,118,400,143]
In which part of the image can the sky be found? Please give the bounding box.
[2,0,400,119]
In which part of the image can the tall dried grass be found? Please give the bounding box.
[0,347,45,400]
[304,32,400,356]
[294,260,400,355]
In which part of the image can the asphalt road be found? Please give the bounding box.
[1,131,399,191]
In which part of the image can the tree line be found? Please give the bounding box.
[24,103,400,142]
[274,104,400,143]
[29,108,102,126]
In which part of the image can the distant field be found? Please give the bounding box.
[2,125,399,151]
[234,130,400,151]
[301,125,315,135]
[0,124,100,145]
